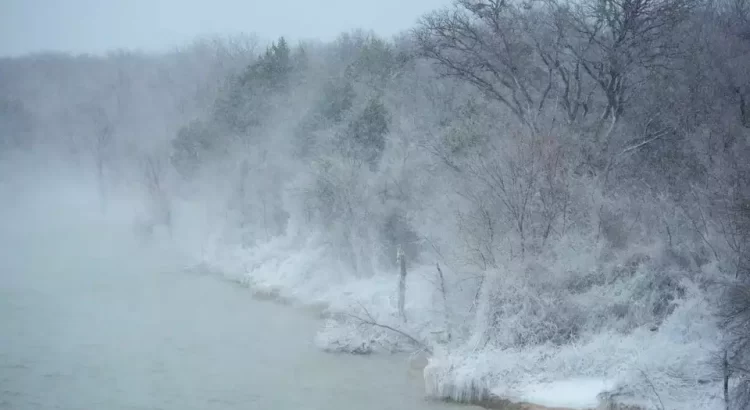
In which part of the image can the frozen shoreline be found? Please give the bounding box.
[183,227,724,410]
[0,171,726,410]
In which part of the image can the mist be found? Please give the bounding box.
[0,0,452,56]
[2,1,750,409]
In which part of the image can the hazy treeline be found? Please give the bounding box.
[1,0,749,407]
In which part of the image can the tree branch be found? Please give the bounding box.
[346,302,433,354]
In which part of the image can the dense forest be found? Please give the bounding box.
[2,0,749,408]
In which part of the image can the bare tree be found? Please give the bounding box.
[416,0,694,178]
[549,0,695,173]
[455,130,572,261]
[708,0,750,129]
[414,0,555,131]
[85,103,115,212]
[140,152,172,237]
[720,282,750,410]
[556,0,692,113]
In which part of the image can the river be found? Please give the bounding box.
[0,193,477,410]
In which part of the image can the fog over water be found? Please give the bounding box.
[2,0,749,408]
[0,176,476,410]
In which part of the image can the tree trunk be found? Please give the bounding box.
[436,263,451,342]
[724,349,731,410]
[397,244,407,322]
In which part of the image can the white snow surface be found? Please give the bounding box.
[517,378,616,408]
[157,198,726,410]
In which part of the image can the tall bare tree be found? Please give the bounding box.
[415,0,555,131]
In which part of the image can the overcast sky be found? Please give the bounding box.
[0,0,451,57]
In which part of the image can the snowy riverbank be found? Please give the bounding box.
[0,163,727,410]
[173,215,725,410]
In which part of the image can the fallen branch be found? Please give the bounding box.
[347,302,432,355]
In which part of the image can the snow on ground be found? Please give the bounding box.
[424,295,724,410]
[172,211,453,356]
[517,378,616,409]
[162,204,726,410]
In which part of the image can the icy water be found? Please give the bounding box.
[0,198,475,410]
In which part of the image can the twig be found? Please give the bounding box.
[619,130,670,157]
[640,369,666,410]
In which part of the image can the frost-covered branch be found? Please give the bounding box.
[347,303,432,354]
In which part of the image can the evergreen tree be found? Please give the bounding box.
[343,98,389,169]
[212,37,294,134]
[318,80,355,124]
